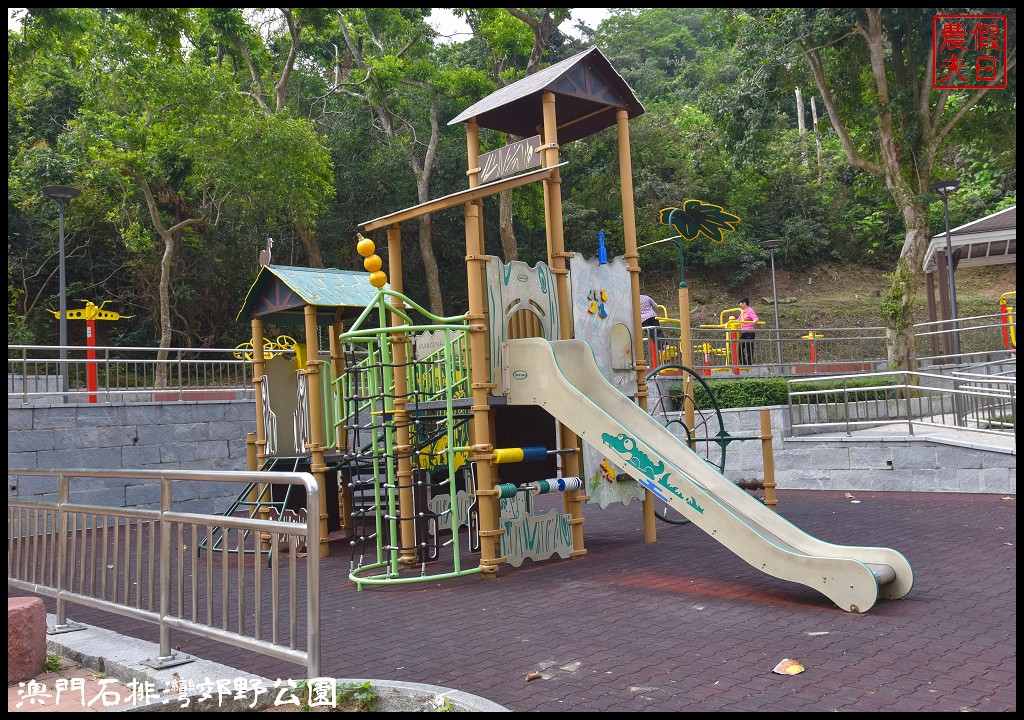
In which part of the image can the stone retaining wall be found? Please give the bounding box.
[7,400,255,512]
[7,396,1015,511]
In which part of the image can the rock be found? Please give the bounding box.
[8,597,47,685]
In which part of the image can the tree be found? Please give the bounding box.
[743,8,1017,370]
[201,8,338,268]
[461,8,578,262]
[60,11,333,382]
[331,9,490,313]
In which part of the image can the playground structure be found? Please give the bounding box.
[234,47,912,612]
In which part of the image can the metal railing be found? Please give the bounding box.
[8,345,257,405]
[787,370,1016,438]
[7,309,1015,405]
[7,469,321,678]
[646,310,1014,376]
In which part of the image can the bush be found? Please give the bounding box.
[668,376,896,410]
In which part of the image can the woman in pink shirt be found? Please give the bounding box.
[738,296,758,366]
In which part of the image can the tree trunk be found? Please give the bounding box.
[411,100,444,314]
[417,213,443,314]
[499,189,518,261]
[810,96,823,182]
[296,221,324,268]
[155,227,175,388]
[882,202,932,371]
[794,87,808,168]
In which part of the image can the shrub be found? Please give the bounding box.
[668,376,896,410]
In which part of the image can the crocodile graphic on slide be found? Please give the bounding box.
[600,431,696,511]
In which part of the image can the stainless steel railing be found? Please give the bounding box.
[8,345,258,405]
[7,469,321,678]
[787,370,1016,438]
[645,310,1014,375]
[7,310,1015,404]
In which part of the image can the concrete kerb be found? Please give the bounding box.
[43,614,509,712]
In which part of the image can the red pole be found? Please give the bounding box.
[730,332,740,375]
[809,336,816,364]
[87,319,97,403]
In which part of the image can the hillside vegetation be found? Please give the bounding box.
[643,263,1015,331]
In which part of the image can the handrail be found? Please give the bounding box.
[7,468,321,679]
[8,309,1015,404]
[787,370,1016,439]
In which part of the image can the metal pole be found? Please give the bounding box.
[43,185,80,403]
[57,199,69,403]
[769,249,783,371]
[942,193,961,359]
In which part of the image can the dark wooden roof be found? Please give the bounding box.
[448,46,644,143]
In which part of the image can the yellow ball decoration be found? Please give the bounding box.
[356,236,375,257]
[363,254,382,272]
[369,270,387,289]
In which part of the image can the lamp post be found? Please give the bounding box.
[929,179,961,359]
[42,185,82,403]
[759,239,784,371]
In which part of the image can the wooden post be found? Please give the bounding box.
[543,91,586,559]
[387,224,418,567]
[616,108,657,544]
[464,117,503,578]
[760,408,778,511]
[329,312,352,535]
[303,304,330,557]
[251,317,271,551]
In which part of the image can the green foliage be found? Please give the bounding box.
[669,375,896,410]
[6,7,1016,351]
[880,259,913,335]
[337,680,378,712]
[44,653,64,674]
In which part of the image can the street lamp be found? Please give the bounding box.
[41,185,82,403]
[759,239,784,370]
[929,179,961,359]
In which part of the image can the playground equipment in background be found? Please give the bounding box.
[999,291,1016,351]
[230,46,911,613]
[233,335,301,362]
[801,331,826,364]
[47,300,131,403]
[693,341,730,376]
[699,307,766,373]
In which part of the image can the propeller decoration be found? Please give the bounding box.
[659,200,741,243]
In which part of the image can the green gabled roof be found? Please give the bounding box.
[236,264,387,326]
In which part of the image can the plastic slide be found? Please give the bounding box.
[505,337,914,613]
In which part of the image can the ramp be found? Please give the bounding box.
[506,338,913,613]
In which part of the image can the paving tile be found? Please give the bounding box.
[8,490,1017,712]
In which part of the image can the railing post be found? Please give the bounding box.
[843,378,851,436]
[21,347,29,403]
[159,475,174,661]
[53,473,70,629]
[904,372,914,435]
[305,474,321,679]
